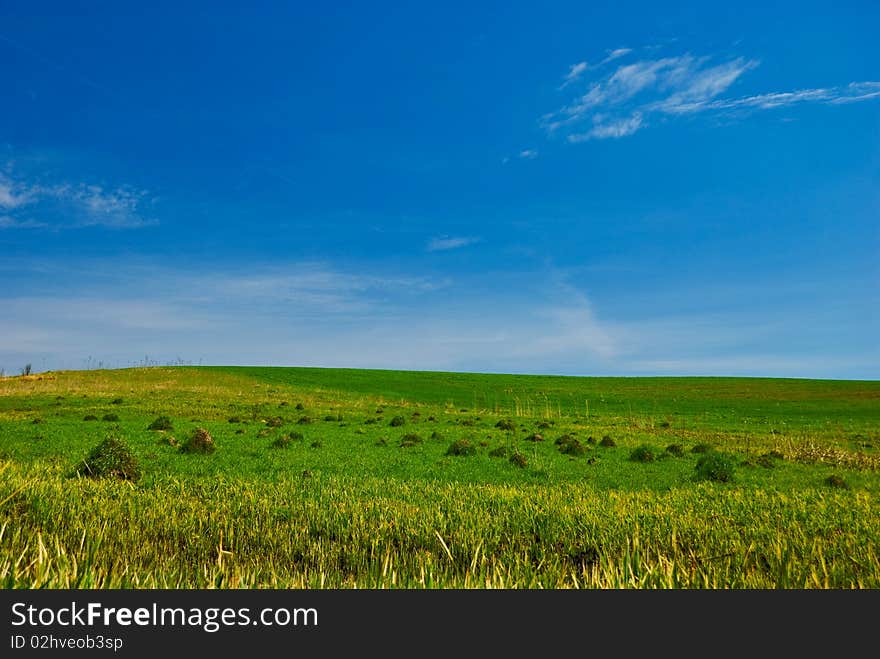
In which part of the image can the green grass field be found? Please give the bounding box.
[1,366,878,588]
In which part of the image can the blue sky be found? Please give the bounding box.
[1,1,878,378]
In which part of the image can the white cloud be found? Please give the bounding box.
[559,61,588,89]
[427,236,480,251]
[568,113,644,141]
[540,47,879,144]
[602,47,633,64]
[0,168,155,229]
[0,174,33,209]
[0,215,48,229]
[518,149,539,159]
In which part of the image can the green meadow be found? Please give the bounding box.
[1,366,878,588]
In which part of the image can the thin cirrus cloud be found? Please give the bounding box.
[427,236,481,251]
[542,47,880,142]
[0,168,156,230]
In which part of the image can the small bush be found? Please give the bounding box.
[272,435,291,449]
[399,433,422,446]
[147,416,173,431]
[430,431,444,440]
[495,419,516,431]
[767,450,785,460]
[446,439,477,456]
[228,416,242,423]
[629,445,656,463]
[266,416,284,428]
[558,436,588,456]
[824,475,849,489]
[111,397,124,405]
[234,428,245,435]
[509,452,528,468]
[691,443,712,454]
[537,421,552,429]
[83,414,98,421]
[489,446,508,458]
[390,416,406,427]
[586,436,596,445]
[598,436,616,448]
[525,433,544,442]
[755,453,777,468]
[102,413,120,422]
[76,437,141,482]
[666,443,685,457]
[364,418,377,425]
[310,441,322,448]
[297,416,313,425]
[288,431,304,442]
[295,403,305,410]
[32,418,44,424]
[695,452,736,483]
[180,428,216,454]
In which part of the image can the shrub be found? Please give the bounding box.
[297,416,313,425]
[629,445,656,462]
[695,452,736,483]
[598,436,616,448]
[266,416,284,427]
[495,419,516,431]
[295,403,305,410]
[666,443,685,457]
[399,433,423,446]
[390,416,406,427]
[430,431,444,440]
[102,413,120,422]
[228,416,242,423]
[272,435,291,449]
[446,439,477,456]
[509,451,528,468]
[76,437,141,482]
[691,443,712,454]
[488,446,508,458]
[83,414,98,421]
[558,436,588,456]
[111,397,124,405]
[310,441,322,449]
[180,427,216,454]
[824,475,849,489]
[525,433,544,442]
[288,431,304,442]
[147,416,173,431]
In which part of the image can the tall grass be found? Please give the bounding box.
[2,460,878,588]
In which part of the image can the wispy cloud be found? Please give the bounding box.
[518,149,539,159]
[568,112,644,142]
[541,47,880,143]
[0,168,156,229]
[427,236,480,251]
[559,61,588,89]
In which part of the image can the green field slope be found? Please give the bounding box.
[1,366,878,588]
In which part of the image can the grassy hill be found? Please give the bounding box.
[1,366,878,588]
